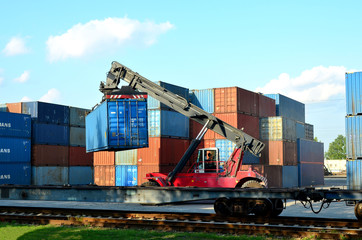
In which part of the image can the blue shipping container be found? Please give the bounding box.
[298,163,324,187]
[282,166,298,188]
[189,89,214,113]
[148,81,189,110]
[215,139,260,164]
[346,116,362,159]
[297,138,324,164]
[115,165,137,186]
[22,101,69,125]
[32,166,68,185]
[0,112,31,138]
[32,122,69,146]
[296,122,305,140]
[86,98,148,152]
[346,72,362,116]
[148,109,189,139]
[70,127,86,147]
[0,163,31,185]
[69,166,93,185]
[264,94,305,123]
[0,104,7,112]
[346,160,362,190]
[0,137,31,163]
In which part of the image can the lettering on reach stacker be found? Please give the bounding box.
[0,175,11,179]
[0,149,10,154]
[0,122,11,128]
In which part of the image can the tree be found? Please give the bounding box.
[314,137,320,142]
[325,135,346,160]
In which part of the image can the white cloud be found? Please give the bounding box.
[3,37,30,56]
[13,71,30,83]
[39,88,61,103]
[46,17,174,62]
[20,96,33,102]
[255,66,347,103]
[0,69,3,85]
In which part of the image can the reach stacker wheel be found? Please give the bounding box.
[355,201,362,221]
[140,181,160,187]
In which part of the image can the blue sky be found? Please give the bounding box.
[0,1,359,149]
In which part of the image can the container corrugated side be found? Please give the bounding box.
[137,165,174,185]
[6,103,21,113]
[264,94,305,123]
[258,94,276,117]
[148,109,189,139]
[147,81,189,110]
[70,127,86,147]
[260,116,297,141]
[93,151,115,165]
[296,122,305,139]
[32,145,69,166]
[346,160,362,190]
[260,140,297,166]
[115,165,137,186]
[258,165,298,188]
[189,119,215,140]
[346,116,362,159]
[346,72,362,115]
[0,137,31,163]
[115,149,137,165]
[304,123,314,140]
[70,107,89,127]
[22,101,70,125]
[31,166,68,185]
[297,139,324,164]
[0,163,31,185]
[189,89,214,113]
[298,163,324,187]
[282,166,299,188]
[215,139,235,162]
[69,166,93,185]
[214,113,259,139]
[0,112,31,138]
[32,123,69,146]
[94,165,115,186]
[69,146,93,166]
[0,104,7,112]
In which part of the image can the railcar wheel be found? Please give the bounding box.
[214,197,233,217]
[355,201,362,221]
[271,199,284,217]
[140,181,160,187]
[253,198,273,217]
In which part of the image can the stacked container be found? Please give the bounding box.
[345,72,362,190]
[0,112,31,185]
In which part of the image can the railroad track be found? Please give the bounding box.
[0,206,361,239]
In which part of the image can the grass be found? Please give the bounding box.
[0,222,279,240]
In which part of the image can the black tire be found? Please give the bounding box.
[140,181,159,187]
[241,180,263,188]
[355,201,362,221]
[214,197,233,217]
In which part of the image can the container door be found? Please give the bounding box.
[129,100,148,147]
[108,101,127,147]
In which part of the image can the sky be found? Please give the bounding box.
[0,1,360,149]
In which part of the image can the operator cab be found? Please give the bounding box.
[195,148,221,173]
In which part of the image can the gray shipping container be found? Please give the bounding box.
[260,117,297,141]
[115,149,138,165]
[69,166,93,185]
[70,126,86,147]
[346,115,362,159]
[304,123,314,140]
[70,107,90,127]
[347,160,362,190]
[31,166,68,185]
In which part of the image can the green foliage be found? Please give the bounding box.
[325,135,346,160]
[314,137,319,142]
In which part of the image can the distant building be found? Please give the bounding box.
[324,159,346,173]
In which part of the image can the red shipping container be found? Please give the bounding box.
[137,164,176,185]
[258,94,276,117]
[69,146,94,166]
[93,151,115,166]
[214,87,258,115]
[137,138,190,165]
[6,103,22,113]
[94,165,115,186]
[260,141,297,166]
[189,119,215,140]
[214,113,259,139]
[32,145,69,166]
[204,139,215,148]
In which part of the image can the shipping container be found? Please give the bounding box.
[258,94,276,117]
[137,138,190,165]
[70,127,86,147]
[214,87,258,115]
[147,81,189,110]
[115,149,137,165]
[32,166,68,185]
[204,139,215,148]
[32,145,69,166]
[22,101,69,125]
[297,139,324,164]
[0,137,31,163]
[0,112,31,138]
[250,165,298,188]
[137,164,175,185]
[0,163,31,185]
[346,72,362,116]
[93,151,115,166]
[189,89,214,113]
[32,122,69,146]
[215,138,260,164]
[304,123,314,140]
[69,146,94,166]
[86,98,148,152]
[0,104,8,112]
[69,166,93,185]
[214,113,259,139]
[189,119,215,140]
[115,165,137,186]
[347,160,362,190]
[346,115,362,159]
[260,140,297,166]
[6,103,21,113]
[94,165,115,186]
[264,94,305,123]
[296,122,305,139]
[148,109,189,139]
[298,163,324,187]
[260,116,297,141]
[70,107,90,127]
